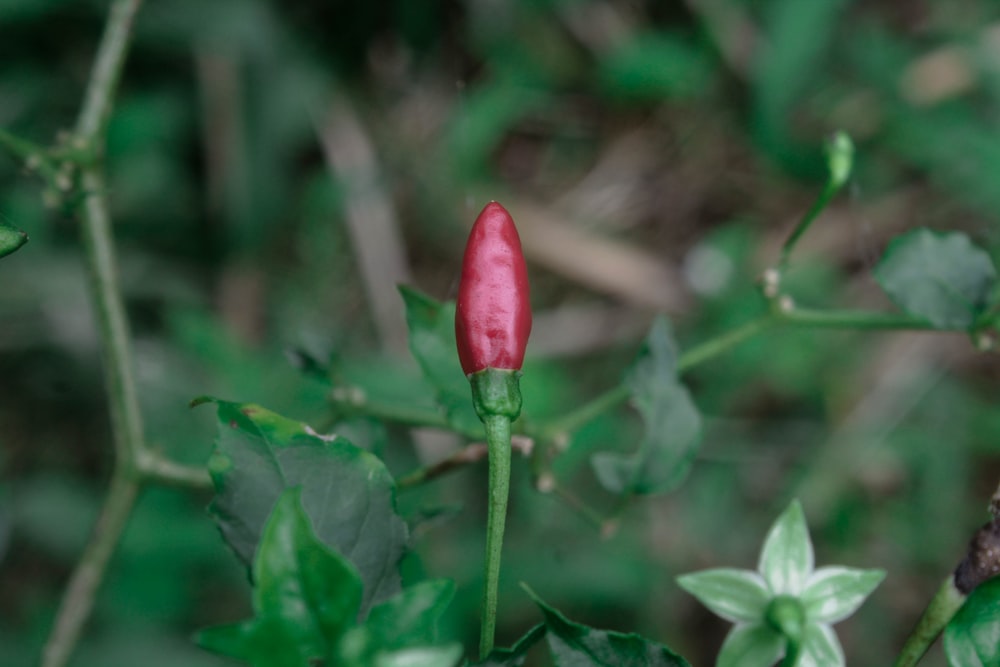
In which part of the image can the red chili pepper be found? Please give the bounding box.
[455,201,532,376]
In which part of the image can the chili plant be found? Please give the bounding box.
[4,2,1000,667]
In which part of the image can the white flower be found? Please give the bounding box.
[677,500,885,667]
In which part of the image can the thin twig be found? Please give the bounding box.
[40,2,146,666]
[40,471,140,667]
[137,452,213,489]
[397,436,533,489]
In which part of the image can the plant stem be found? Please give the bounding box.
[537,314,775,440]
[40,2,145,667]
[778,132,853,268]
[397,437,533,490]
[893,576,966,667]
[676,314,775,372]
[779,179,839,269]
[330,388,482,439]
[79,166,146,469]
[536,384,630,441]
[781,307,939,331]
[40,470,140,667]
[75,0,143,143]
[779,638,802,667]
[136,452,212,488]
[479,414,512,659]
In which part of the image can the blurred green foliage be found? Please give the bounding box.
[3,0,1000,666]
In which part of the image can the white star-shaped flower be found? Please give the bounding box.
[677,500,885,667]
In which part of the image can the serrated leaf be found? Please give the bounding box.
[525,587,691,667]
[197,489,363,667]
[473,624,546,667]
[399,286,482,435]
[875,229,997,329]
[675,569,770,623]
[204,399,407,614]
[944,577,1000,667]
[590,317,702,495]
[0,221,27,259]
[759,500,814,596]
[802,567,885,624]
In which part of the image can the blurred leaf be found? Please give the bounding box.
[945,577,1000,667]
[874,229,997,329]
[473,624,546,666]
[0,220,27,258]
[399,286,481,435]
[590,317,702,495]
[203,398,407,614]
[197,488,363,667]
[338,580,462,667]
[598,31,713,101]
[526,587,691,666]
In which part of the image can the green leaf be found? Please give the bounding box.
[338,580,462,667]
[253,489,362,645]
[944,577,1000,667]
[0,221,27,259]
[590,317,702,495]
[525,586,691,666]
[874,229,998,329]
[399,286,482,435]
[204,399,408,614]
[802,566,885,623]
[198,618,307,667]
[473,624,546,666]
[342,580,455,654]
[197,488,363,667]
[374,646,464,667]
[759,500,813,596]
[716,624,784,667]
[675,569,770,623]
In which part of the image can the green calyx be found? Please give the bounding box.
[468,368,523,422]
[765,594,806,642]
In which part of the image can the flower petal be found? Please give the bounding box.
[802,566,886,624]
[796,623,845,667]
[716,623,785,667]
[758,500,814,595]
[677,569,771,623]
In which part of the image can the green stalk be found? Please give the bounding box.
[779,639,801,667]
[893,576,965,667]
[39,2,146,667]
[479,414,512,659]
[778,131,853,268]
[40,470,140,667]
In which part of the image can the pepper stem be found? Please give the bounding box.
[479,413,512,659]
